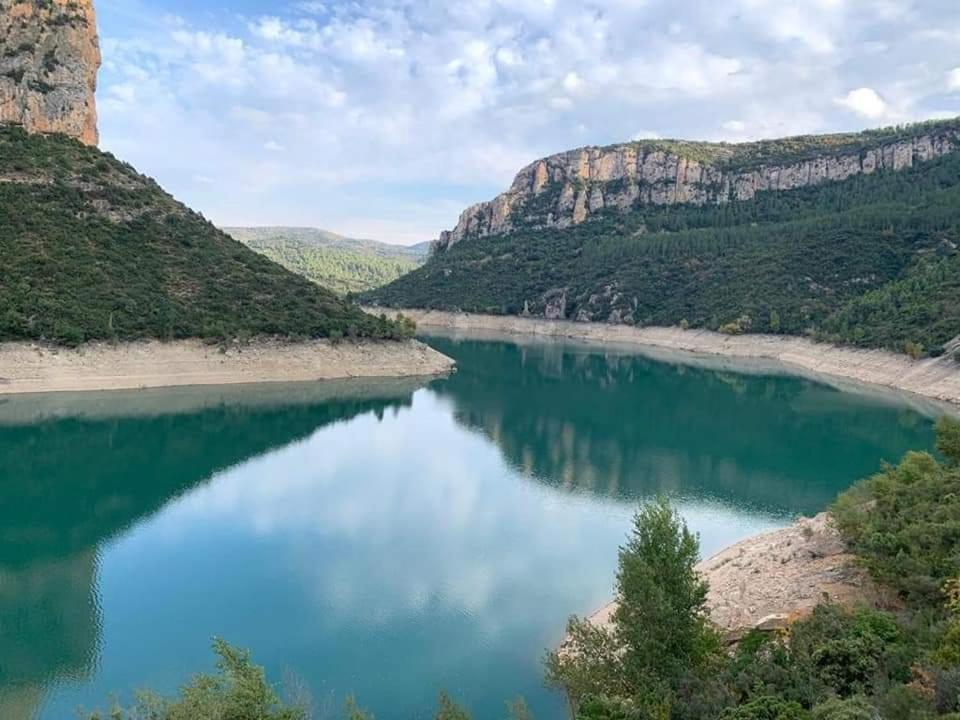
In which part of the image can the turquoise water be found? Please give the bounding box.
[0,335,942,720]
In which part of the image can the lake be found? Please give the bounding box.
[0,333,943,720]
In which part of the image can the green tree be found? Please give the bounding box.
[346,696,374,720]
[85,639,305,720]
[811,696,880,720]
[938,416,960,464]
[719,696,810,720]
[614,498,720,687]
[436,692,471,720]
[545,499,720,712]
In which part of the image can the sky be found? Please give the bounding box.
[94,0,960,245]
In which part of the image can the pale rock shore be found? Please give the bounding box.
[0,338,455,395]
[380,309,960,408]
[569,513,895,647]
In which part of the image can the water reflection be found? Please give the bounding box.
[425,335,935,515]
[0,380,427,720]
[0,341,941,720]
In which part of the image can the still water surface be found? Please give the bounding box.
[0,334,942,720]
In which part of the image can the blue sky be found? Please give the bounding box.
[93,0,960,245]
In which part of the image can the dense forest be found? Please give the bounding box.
[367,146,960,357]
[226,227,427,296]
[0,126,411,345]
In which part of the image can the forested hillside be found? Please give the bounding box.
[226,226,428,295]
[0,127,408,345]
[367,137,960,357]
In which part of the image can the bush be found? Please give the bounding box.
[576,694,663,720]
[718,695,810,720]
[938,417,960,465]
[833,425,960,608]
[84,639,306,720]
[435,692,471,720]
[904,341,925,359]
[872,685,935,720]
[794,607,902,698]
[810,696,879,720]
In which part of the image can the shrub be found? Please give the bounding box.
[435,692,471,720]
[83,639,306,720]
[833,428,960,608]
[575,694,668,720]
[938,417,960,465]
[904,341,925,360]
[718,695,810,720]
[872,685,935,720]
[810,696,879,720]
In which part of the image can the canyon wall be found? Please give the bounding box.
[0,0,100,145]
[438,125,960,250]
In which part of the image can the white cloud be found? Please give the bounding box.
[95,0,960,244]
[562,71,583,93]
[264,140,285,152]
[836,87,889,119]
[949,68,960,91]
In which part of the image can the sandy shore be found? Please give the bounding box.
[379,309,960,407]
[0,338,454,395]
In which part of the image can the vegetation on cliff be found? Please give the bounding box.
[547,417,960,719]
[367,143,960,357]
[225,226,427,295]
[0,126,412,345]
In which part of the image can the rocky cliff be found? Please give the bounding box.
[438,122,960,250]
[0,0,100,146]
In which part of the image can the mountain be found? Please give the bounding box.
[225,226,429,295]
[366,120,960,357]
[0,2,407,347]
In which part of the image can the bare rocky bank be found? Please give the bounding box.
[573,513,893,646]
[0,339,454,395]
[381,309,960,407]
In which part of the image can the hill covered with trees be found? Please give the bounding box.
[0,126,410,345]
[225,226,428,296]
[366,121,960,357]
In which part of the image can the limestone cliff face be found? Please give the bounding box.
[0,0,100,146]
[437,124,960,250]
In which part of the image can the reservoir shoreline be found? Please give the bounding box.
[0,338,455,395]
[375,308,960,408]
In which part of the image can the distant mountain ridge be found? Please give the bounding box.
[226,226,429,295]
[367,119,960,357]
[226,226,430,260]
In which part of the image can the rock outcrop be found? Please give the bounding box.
[437,123,960,250]
[0,0,101,145]
[575,513,894,646]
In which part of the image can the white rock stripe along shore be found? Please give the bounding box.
[381,309,960,408]
[0,338,455,395]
